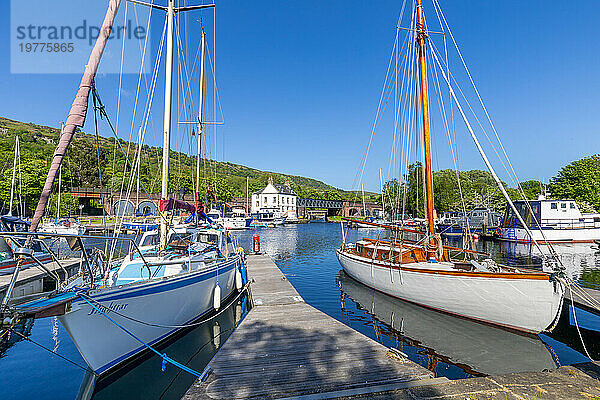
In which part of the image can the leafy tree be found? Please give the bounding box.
[518,180,543,200]
[323,189,342,200]
[549,155,600,211]
[47,193,79,217]
[0,159,48,214]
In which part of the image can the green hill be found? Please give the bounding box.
[0,117,374,215]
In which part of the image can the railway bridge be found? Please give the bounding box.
[296,198,382,219]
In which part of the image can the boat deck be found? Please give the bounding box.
[182,254,444,400]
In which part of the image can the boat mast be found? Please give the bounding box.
[195,30,206,224]
[57,165,62,221]
[415,0,436,241]
[8,136,19,217]
[29,0,122,232]
[159,0,176,250]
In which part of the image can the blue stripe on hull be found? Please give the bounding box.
[75,258,239,304]
[72,258,240,374]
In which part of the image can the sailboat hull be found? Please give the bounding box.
[59,256,240,374]
[336,250,564,334]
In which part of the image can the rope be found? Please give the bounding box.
[9,327,91,372]
[78,294,203,378]
[78,280,249,329]
[566,282,595,361]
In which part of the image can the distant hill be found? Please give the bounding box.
[0,117,377,214]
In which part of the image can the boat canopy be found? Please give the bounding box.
[159,198,196,213]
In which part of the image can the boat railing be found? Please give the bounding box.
[505,217,600,230]
[0,231,151,288]
[539,218,600,230]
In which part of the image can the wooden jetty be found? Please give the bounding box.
[182,254,600,400]
[0,258,80,304]
[183,254,445,400]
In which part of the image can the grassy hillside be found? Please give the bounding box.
[0,117,376,215]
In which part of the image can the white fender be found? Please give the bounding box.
[213,284,221,310]
[235,270,243,291]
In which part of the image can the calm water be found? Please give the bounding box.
[1,290,249,400]
[1,223,599,398]
[230,223,600,379]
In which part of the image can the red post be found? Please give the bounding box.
[252,234,260,254]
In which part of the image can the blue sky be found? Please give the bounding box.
[2,1,599,192]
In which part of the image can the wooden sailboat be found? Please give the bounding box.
[336,0,565,334]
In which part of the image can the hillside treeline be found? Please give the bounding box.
[0,117,372,215]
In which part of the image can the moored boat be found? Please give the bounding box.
[337,0,566,334]
[497,196,600,244]
[0,0,248,377]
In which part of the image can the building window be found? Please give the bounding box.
[551,203,558,210]
[256,201,259,207]
[561,203,567,209]
[273,196,277,203]
[570,203,576,209]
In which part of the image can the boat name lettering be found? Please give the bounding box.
[87,301,129,316]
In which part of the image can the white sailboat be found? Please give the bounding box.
[0,136,52,275]
[38,166,86,236]
[337,0,565,334]
[1,0,247,375]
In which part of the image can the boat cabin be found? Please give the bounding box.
[352,239,449,264]
[503,199,600,229]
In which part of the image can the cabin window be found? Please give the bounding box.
[141,234,158,247]
[561,203,567,209]
[551,203,558,210]
[381,253,387,260]
[570,203,576,209]
[366,250,372,258]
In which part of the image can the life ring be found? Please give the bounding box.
[496,227,503,236]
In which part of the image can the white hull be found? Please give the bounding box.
[222,217,250,230]
[59,256,240,374]
[336,250,563,333]
[499,226,600,243]
[39,225,86,236]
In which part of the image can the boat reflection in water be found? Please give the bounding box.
[0,318,34,358]
[337,271,558,377]
[76,294,249,400]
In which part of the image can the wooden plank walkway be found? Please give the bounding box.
[183,254,444,400]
